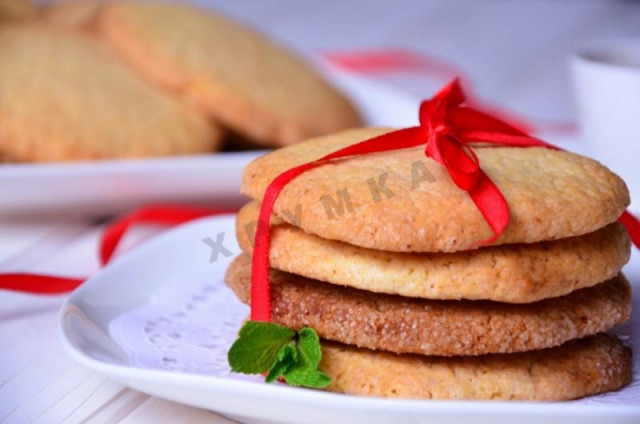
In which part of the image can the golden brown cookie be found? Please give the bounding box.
[0,0,36,22]
[41,0,104,28]
[0,24,221,162]
[237,201,630,302]
[242,128,630,252]
[96,1,362,147]
[226,255,631,356]
[320,334,631,400]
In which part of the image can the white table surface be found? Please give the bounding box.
[3,1,640,423]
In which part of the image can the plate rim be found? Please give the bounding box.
[0,150,268,175]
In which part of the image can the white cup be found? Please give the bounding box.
[571,40,640,210]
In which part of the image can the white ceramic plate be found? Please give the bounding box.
[60,215,640,424]
[0,68,419,219]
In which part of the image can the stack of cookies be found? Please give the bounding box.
[226,128,634,401]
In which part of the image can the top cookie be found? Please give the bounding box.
[242,128,629,252]
[97,1,362,147]
[0,24,220,162]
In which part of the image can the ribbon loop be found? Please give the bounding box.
[419,79,482,192]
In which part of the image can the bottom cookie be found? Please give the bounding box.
[319,334,631,401]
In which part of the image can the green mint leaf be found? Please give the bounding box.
[285,368,332,388]
[296,327,323,367]
[227,323,332,388]
[265,341,297,383]
[228,321,295,374]
[283,327,331,388]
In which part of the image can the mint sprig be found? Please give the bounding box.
[228,321,331,388]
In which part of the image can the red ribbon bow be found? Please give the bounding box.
[418,79,560,243]
[251,79,640,322]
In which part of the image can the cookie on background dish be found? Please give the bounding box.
[96,1,363,147]
[41,0,105,28]
[0,24,221,162]
[0,0,36,21]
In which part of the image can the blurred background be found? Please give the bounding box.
[191,0,640,123]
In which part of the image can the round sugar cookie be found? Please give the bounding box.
[97,1,362,147]
[42,0,105,28]
[226,255,631,357]
[236,201,631,303]
[0,24,220,162]
[319,334,631,401]
[241,128,630,252]
[0,0,36,22]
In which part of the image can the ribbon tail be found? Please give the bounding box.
[251,164,317,322]
[0,206,231,295]
[619,210,640,248]
[250,196,274,322]
[467,171,510,245]
[100,206,228,265]
[0,274,84,294]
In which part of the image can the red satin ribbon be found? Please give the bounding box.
[322,49,461,78]
[620,211,640,247]
[251,78,640,322]
[0,206,231,294]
